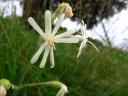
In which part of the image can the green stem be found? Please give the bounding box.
[52,5,65,22]
[19,64,31,85]
[12,64,31,96]
[15,82,50,89]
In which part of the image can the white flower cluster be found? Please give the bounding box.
[28,11,98,69]
[28,11,78,68]
[27,3,99,96]
[0,3,99,96]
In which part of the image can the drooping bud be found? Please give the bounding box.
[43,81,68,93]
[47,81,62,88]
[0,86,6,96]
[64,5,73,17]
[52,3,73,22]
[48,81,68,96]
[0,79,12,90]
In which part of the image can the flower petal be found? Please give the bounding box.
[45,10,52,35]
[60,90,65,96]
[50,48,55,68]
[54,29,76,39]
[74,35,83,41]
[56,88,63,96]
[39,47,50,68]
[55,37,79,43]
[28,17,45,36]
[77,40,87,58]
[52,14,65,36]
[77,47,83,58]
[88,41,100,53]
[81,20,86,36]
[31,43,46,64]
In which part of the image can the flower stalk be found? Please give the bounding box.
[14,81,68,96]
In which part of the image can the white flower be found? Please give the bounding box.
[43,81,68,96]
[75,20,99,58]
[28,10,78,68]
[0,86,6,96]
[56,83,68,96]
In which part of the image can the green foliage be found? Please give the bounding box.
[23,0,126,28]
[0,18,128,96]
[69,0,127,28]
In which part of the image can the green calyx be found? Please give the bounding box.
[0,79,12,90]
[52,4,65,22]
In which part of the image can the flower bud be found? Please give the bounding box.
[0,86,6,96]
[49,81,62,88]
[64,5,73,17]
[43,81,68,92]
[0,79,12,90]
[58,3,73,17]
[52,3,73,22]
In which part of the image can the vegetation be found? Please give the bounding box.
[23,0,127,28]
[0,18,128,96]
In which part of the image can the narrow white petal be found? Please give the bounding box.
[39,47,50,68]
[55,38,79,43]
[82,20,84,25]
[83,34,89,38]
[81,20,87,36]
[88,41,100,53]
[77,50,82,58]
[80,40,87,49]
[81,25,85,36]
[31,43,46,64]
[60,90,65,96]
[50,48,55,68]
[77,40,87,58]
[45,10,52,35]
[56,88,63,96]
[28,17,45,36]
[54,29,76,39]
[74,35,83,41]
[83,25,87,36]
[77,46,83,58]
[52,14,65,36]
